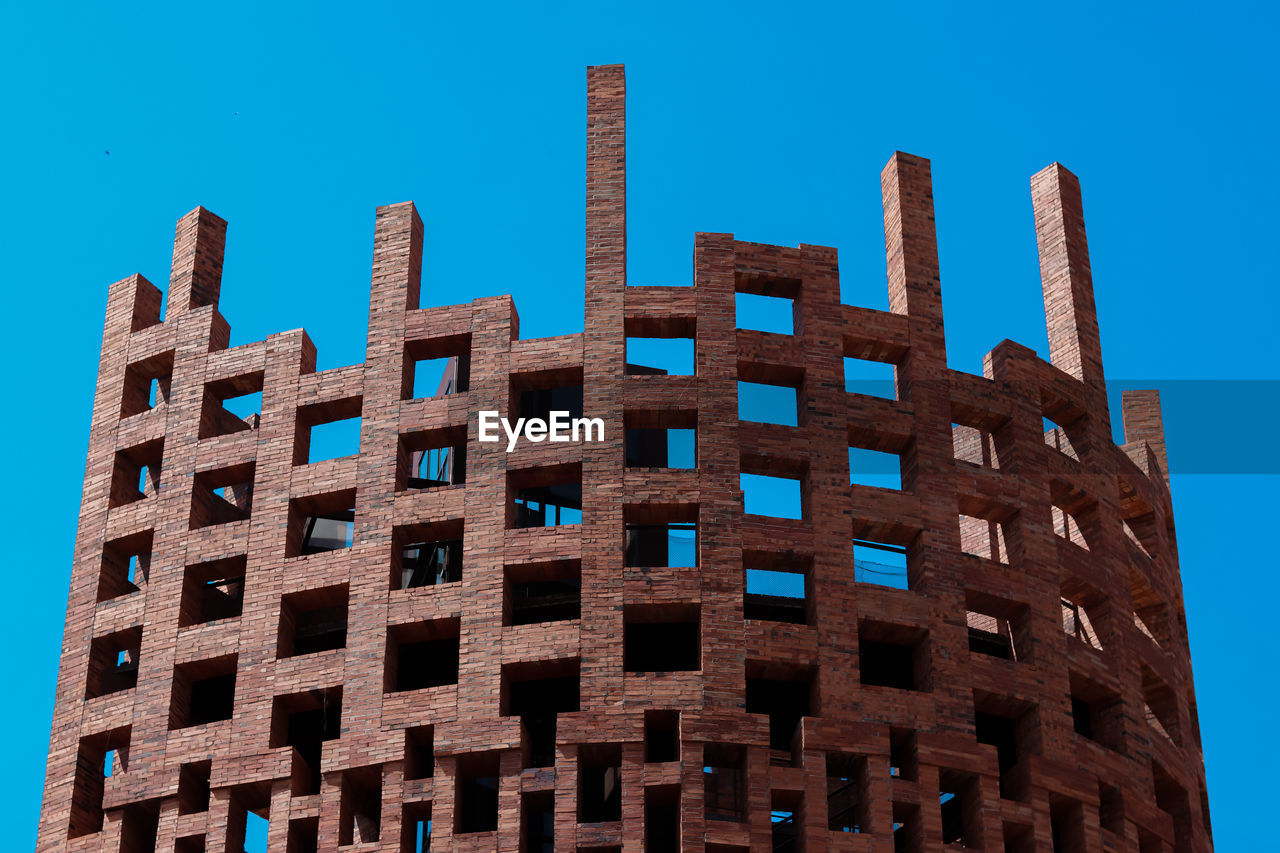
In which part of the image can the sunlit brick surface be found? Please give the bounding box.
[39,65,1211,852]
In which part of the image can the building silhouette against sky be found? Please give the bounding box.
[38,65,1211,852]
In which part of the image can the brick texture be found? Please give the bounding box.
[38,65,1211,853]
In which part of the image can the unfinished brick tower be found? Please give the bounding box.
[39,65,1211,853]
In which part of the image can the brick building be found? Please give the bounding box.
[38,65,1211,852]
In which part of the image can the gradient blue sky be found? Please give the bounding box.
[2,1,1276,848]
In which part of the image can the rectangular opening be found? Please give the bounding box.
[404,725,434,780]
[514,371,584,422]
[270,687,342,796]
[740,472,804,519]
[745,666,812,755]
[704,743,744,823]
[190,462,255,530]
[511,482,582,527]
[506,559,581,626]
[738,380,798,426]
[625,426,696,468]
[386,619,461,692]
[965,591,1028,662]
[958,513,1011,564]
[395,520,464,590]
[1142,665,1180,746]
[1049,797,1085,853]
[1070,672,1124,751]
[178,556,247,627]
[951,421,1001,469]
[304,416,362,464]
[98,531,152,601]
[401,803,431,853]
[853,539,909,590]
[339,765,382,845]
[889,727,916,781]
[290,490,356,556]
[286,817,319,853]
[409,354,471,400]
[1043,412,1083,461]
[293,396,362,465]
[849,446,903,490]
[939,770,979,847]
[844,356,896,399]
[645,786,680,851]
[177,761,211,815]
[1099,783,1124,835]
[504,660,580,769]
[624,506,698,568]
[736,290,795,335]
[624,605,699,672]
[1060,581,1107,651]
[121,351,173,418]
[626,336,695,375]
[644,710,680,763]
[110,439,164,508]
[859,621,928,692]
[86,627,141,699]
[974,694,1037,802]
[578,744,622,823]
[771,791,798,850]
[226,790,269,853]
[744,563,808,625]
[400,426,466,490]
[277,584,348,658]
[523,791,555,853]
[1152,762,1193,853]
[1130,568,1171,646]
[455,752,500,833]
[68,727,130,839]
[169,655,237,729]
[200,372,263,438]
[120,799,160,852]
[827,753,869,832]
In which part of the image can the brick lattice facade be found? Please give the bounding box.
[39,65,1211,852]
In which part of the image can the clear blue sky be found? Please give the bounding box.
[2,1,1276,849]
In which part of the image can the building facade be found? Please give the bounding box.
[39,65,1211,852]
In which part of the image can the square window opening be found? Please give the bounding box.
[849,446,903,490]
[745,667,813,757]
[110,439,164,508]
[853,538,910,590]
[1070,672,1124,752]
[625,425,696,469]
[401,803,431,853]
[293,396,362,465]
[958,512,1012,564]
[951,421,1002,469]
[386,619,461,692]
[179,556,247,627]
[1061,581,1108,651]
[735,291,796,335]
[506,559,581,626]
[625,507,698,568]
[190,462,255,530]
[98,531,152,602]
[277,584,349,658]
[290,490,356,557]
[121,352,173,418]
[199,373,263,439]
[408,348,471,400]
[86,627,141,699]
[859,621,929,692]
[744,559,809,625]
[513,370,584,422]
[511,476,583,528]
[401,427,467,490]
[844,356,896,400]
[170,656,237,730]
[738,380,799,427]
[740,471,804,520]
[965,592,1028,662]
[287,817,319,853]
[624,606,700,673]
[395,520,464,590]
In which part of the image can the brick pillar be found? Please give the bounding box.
[166,207,227,317]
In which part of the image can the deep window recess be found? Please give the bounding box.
[110,439,164,508]
[506,560,582,625]
[287,817,319,853]
[1142,666,1180,746]
[965,593,1028,662]
[844,356,896,400]
[516,377,584,422]
[409,354,471,400]
[744,563,808,625]
[199,372,263,439]
[407,442,466,489]
[524,791,555,853]
[177,761,212,814]
[68,728,131,839]
[889,727,917,780]
[645,711,680,763]
[853,539,909,589]
[402,803,432,853]
[625,426,696,468]
[939,772,979,847]
[400,538,462,589]
[339,765,382,845]
[386,620,461,692]
[737,380,799,427]
[625,336,695,376]
[624,606,699,672]
[1060,581,1107,650]
[849,446,903,490]
[404,725,434,780]
[190,462,255,529]
[512,482,582,527]
[740,472,804,520]
[455,753,500,833]
[645,786,680,851]
[170,656,237,729]
[98,531,152,602]
[624,521,698,568]
[704,744,745,822]
[1070,672,1124,751]
[86,628,141,699]
[121,351,173,418]
[578,745,623,823]
[270,688,342,796]
[290,490,357,556]
[859,621,929,692]
[827,753,869,832]
[504,662,580,769]
[277,585,349,658]
[974,695,1038,802]
[179,555,247,626]
[735,291,796,335]
[745,668,812,757]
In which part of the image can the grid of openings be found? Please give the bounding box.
[43,71,1210,853]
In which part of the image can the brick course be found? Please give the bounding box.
[38,64,1211,852]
